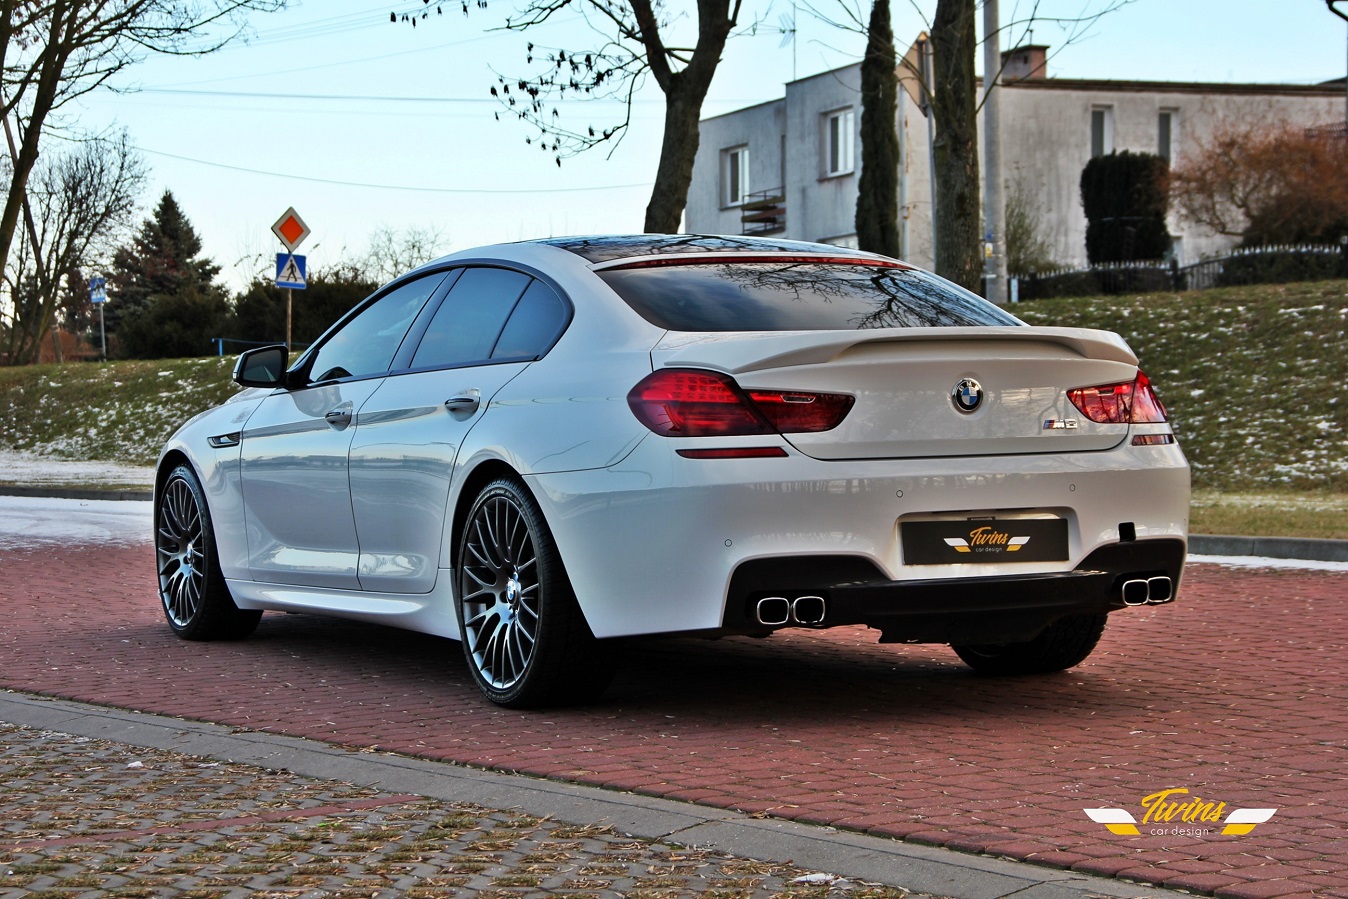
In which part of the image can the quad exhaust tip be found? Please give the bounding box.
[1122,576,1174,606]
[754,595,828,627]
[755,596,791,626]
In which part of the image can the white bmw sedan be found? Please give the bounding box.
[156,235,1189,707]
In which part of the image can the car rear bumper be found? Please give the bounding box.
[721,538,1185,644]
[526,436,1190,640]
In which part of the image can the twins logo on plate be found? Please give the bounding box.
[951,378,983,413]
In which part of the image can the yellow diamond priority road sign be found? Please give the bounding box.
[271,207,310,251]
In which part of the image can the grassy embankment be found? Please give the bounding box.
[1,280,1345,537]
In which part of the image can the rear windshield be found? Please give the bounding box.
[598,262,1021,331]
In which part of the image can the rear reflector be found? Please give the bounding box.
[1131,434,1175,446]
[628,369,853,437]
[1067,371,1169,424]
[676,447,789,459]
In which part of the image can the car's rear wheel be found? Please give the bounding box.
[456,477,614,708]
[156,464,261,641]
[952,613,1106,675]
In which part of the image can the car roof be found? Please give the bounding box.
[528,234,894,265]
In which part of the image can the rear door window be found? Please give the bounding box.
[411,267,531,370]
[492,279,569,360]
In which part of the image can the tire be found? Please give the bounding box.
[456,477,614,708]
[952,613,1107,675]
[156,464,261,641]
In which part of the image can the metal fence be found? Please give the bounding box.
[211,337,308,356]
[1011,243,1348,301]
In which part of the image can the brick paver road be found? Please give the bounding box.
[0,537,1343,899]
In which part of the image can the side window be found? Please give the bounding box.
[822,107,855,177]
[307,274,444,383]
[721,145,748,206]
[411,267,530,370]
[492,279,569,360]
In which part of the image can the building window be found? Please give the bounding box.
[1158,110,1177,163]
[823,108,855,177]
[1091,106,1114,158]
[721,145,749,206]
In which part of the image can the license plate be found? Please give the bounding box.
[902,518,1069,565]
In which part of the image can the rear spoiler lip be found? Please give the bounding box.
[651,326,1140,373]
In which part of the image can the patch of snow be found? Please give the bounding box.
[0,495,151,548]
[0,450,154,487]
[1188,554,1348,573]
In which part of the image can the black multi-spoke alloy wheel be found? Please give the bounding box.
[952,613,1107,675]
[456,478,613,708]
[156,464,261,641]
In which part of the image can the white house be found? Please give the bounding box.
[685,43,1345,271]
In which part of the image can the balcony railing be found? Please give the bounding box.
[740,188,786,236]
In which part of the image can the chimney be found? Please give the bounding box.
[1000,44,1048,82]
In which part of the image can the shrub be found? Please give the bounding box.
[1080,151,1171,264]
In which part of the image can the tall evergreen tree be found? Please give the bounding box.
[855,0,900,258]
[107,190,221,335]
[108,191,227,358]
[931,0,982,291]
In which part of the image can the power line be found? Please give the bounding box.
[138,146,651,194]
[138,87,500,104]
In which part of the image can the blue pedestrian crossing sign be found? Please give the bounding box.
[275,253,307,289]
[89,276,108,305]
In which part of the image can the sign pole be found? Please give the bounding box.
[89,275,108,360]
[271,208,310,351]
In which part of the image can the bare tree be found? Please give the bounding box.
[400,0,743,233]
[1170,117,1348,246]
[1,130,146,365]
[361,223,447,284]
[0,1,285,303]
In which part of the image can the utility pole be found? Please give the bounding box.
[982,0,1008,304]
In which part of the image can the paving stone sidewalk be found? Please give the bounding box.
[0,722,923,899]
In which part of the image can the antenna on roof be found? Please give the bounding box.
[776,6,797,81]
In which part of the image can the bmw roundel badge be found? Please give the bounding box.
[952,378,983,413]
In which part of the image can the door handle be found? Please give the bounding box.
[324,407,352,428]
[444,390,481,414]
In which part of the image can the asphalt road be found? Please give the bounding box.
[0,496,1344,899]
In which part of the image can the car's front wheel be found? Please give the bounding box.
[952,613,1106,675]
[156,464,261,641]
[456,477,614,708]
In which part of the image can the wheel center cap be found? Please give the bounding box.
[505,575,522,606]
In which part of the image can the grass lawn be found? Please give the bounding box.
[2,279,1346,538]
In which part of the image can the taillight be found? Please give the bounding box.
[745,389,855,433]
[1067,371,1168,424]
[627,369,853,437]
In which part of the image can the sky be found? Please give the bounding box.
[65,0,1348,292]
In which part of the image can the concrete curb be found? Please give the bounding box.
[0,484,153,502]
[0,690,1186,899]
[1188,533,1348,563]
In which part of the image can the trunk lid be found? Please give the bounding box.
[650,326,1140,460]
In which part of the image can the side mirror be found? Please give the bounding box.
[233,345,289,388]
